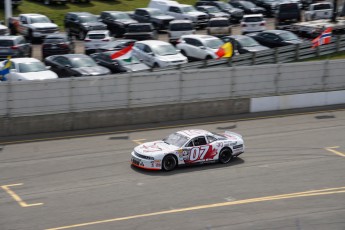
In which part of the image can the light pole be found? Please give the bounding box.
[331,0,338,22]
[4,0,12,26]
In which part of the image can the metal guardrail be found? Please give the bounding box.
[152,34,345,72]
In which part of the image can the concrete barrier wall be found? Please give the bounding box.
[1,60,345,136]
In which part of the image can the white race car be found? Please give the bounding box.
[131,129,244,171]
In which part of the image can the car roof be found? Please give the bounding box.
[137,7,160,11]
[169,19,193,24]
[263,29,289,35]
[0,35,23,40]
[137,40,170,46]
[68,12,93,16]
[45,33,68,39]
[86,30,109,34]
[21,13,46,17]
[51,54,90,59]
[227,34,250,40]
[10,58,41,63]
[176,129,213,138]
[181,34,218,40]
[243,14,263,18]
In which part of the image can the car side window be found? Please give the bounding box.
[54,57,70,66]
[193,136,207,146]
[143,45,152,53]
[206,135,217,143]
[170,6,181,13]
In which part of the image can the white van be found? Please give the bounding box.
[168,20,195,44]
[148,0,209,28]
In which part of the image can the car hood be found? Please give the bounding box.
[0,24,8,29]
[32,23,58,29]
[82,22,106,27]
[117,19,138,25]
[134,141,179,157]
[249,7,265,12]
[245,45,269,52]
[124,63,150,72]
[153,15,175,20]
[157,53,187,62]
[72,66,110,76]
[13,70,58,80]
[211,12,229,18]
[187,11,208,17]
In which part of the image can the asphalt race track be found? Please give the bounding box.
[0,107,345,230]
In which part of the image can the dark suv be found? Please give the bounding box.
[42,33,75,59]
[64,12,107,40]
[123,23,158,40]
[100,11,138,37]
[195,1,244,22]
[0,35,31,60]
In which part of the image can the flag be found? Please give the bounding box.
[312,27,332,48]
[111,44,134,60]
[0,56,11,81]
[215,42,233,59]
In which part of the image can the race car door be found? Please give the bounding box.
[182,136,217,164]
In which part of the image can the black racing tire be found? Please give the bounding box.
[162,155,177,171]
[219,148,233,164]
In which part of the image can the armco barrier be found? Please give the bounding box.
[0,59,345,136]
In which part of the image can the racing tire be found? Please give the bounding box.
[219,148,233,164]
[152,63,160,69]
[162,155,177,171]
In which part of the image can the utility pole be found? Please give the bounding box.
[331,0,338,22]
[4,0,12,26]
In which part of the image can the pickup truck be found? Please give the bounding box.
[130,8,175,31]
[8,14,59,41]
[0,22,9,36]
[304,2,333,21]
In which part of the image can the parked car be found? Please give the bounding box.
[123,23,158,40]
[95,39,137,52]
[41,33,75,59]
[168,20,195,44]
[241,14,266,34]
[0,57,58,81]
[130,8,175,31]
[228,0,266,15]
[247,30,303,48]
[84,30,115,55]
[222,35,269,54]
[275,2,301,29]
[100,11,138,37]
[195,1,244,22]
[0,22,9,36]
[90,51,150,73]
[64,12,107,40]
[0,35,32,60]
[132,40,188,68]
[207,17,231,37]
[176,34,224,60]
[195,5,231,20]
[45,54,111,77]
[247,0,278,17]
[304,2,333,21]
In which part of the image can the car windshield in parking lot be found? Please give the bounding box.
[204,38,224,49]
[79,15,98,23]
[241,1,256,8]
[128,25,151,32]
[238,37,260,47]
[110,12,131,20]
[209,20,229,27]
[244,17,263,22]
[217,2,233,10]
[150,9,165,16]
[88,34,106,39]
[163,132,189,147]
[153,44,178,56]
[19,62,46,73]
[182,6,198,13]
[44,38,65,43]
[71,58,98,67]
[279,31,298,41]
[31,16,50,23]
[170,23,193,31]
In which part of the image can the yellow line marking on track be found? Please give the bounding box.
[325,146,345,157]
[46,186,345,230]
[0,108,344,145]
[1,183,43,207]
[132,139,146,145]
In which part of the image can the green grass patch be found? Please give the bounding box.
[0,0,197,28]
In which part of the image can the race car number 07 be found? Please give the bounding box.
[190,146,210,161]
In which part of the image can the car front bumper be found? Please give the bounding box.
[131,151,161,170]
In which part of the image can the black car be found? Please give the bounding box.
[247,30,303,48]
[64,12,107,40]
[90,51,150,74]
[123,23,158,40]
[196,5,231,19]
[100,11,138,38]
[0,35,31,60]
[247,0,277,17]
[41,33,75,59]
[130,8,175,31]
[44,54,111,77]
[95,39,136,52]
[228,0,266,15]
[222,35,269,54]
[195,1,244,22]
[275,2,301,28]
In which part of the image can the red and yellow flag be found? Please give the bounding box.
[215,42,233,59]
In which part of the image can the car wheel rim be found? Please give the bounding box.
[220,151,231,163]
[164,157,175,170]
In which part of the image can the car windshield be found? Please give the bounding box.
[153,44,178,56]
[71,57,98,67]
[117,56,141,66]
[150,10,165,16]
[238,37,260,47]
[31,16,50,23]
[18,62,46,73]
[241,1,256,8]
[207,6,221,13]
[163,132,189,147]
[204,38,224,49]
[209,20,229,27]
[181,6,198,13]
[128,25,151,32]
[44,38,65,43]
[244,16,263,22]
[111,13,131,20]
[0,40,14,46]
[79,15,98,23]
[217,2,232,10]
[279,32,298,41]
[170,23,193,31]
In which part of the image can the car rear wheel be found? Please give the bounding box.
[162,155,177,171]
[219,148,233,164]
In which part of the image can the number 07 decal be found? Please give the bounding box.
[190,146,210,161]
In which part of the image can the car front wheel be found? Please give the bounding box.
[162,155,177,171]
